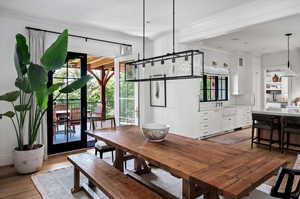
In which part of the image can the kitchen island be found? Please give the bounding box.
[252,108,300,150]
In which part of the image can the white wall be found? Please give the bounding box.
[262,48,300,103]
[142,32,258,138]
[142,31,266,138]
[0,11,152,166]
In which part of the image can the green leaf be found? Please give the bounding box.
[36,87,48,110]
[15,77,32,93]
[28,63,48,91]
[41,29,68,70]
[47,83,64,95]
[2,111,15,118]
[14,104,31,112]
[60,75,92,93]
[0,91,20,102]
[15,34,30,75]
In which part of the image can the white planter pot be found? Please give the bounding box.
[13,144,44,174]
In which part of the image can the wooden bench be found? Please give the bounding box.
[67,153,162,199]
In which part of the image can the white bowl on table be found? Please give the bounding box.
[141,123,170,142]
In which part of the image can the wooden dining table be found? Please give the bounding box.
[87,125,286,199]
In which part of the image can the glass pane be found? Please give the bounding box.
[68,101,81,142]
[53,66,67,78]
[207,78,211,89]
[211,90,215,100]
[218,89,222,100]
[207,89,211,100]
[222,90,226,100]
[222,79,226,89]
[68,67,81,79]
[211,78,215,90]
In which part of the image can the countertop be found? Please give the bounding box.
[252,108,300,117]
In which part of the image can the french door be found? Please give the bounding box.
[115,58,139,126]
[47,52,88,154]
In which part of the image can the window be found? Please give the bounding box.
[200,75,228,102]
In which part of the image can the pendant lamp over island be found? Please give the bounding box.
[281,33,297,77]
[125,0,205,82]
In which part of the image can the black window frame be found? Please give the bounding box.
[200,75,228,102]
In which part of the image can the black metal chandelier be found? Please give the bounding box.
[125,0,204,82]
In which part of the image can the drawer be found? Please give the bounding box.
[200,123,209,129]
[199,111,209,117]
[199,117,209,122]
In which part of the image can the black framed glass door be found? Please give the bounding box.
[47,52,87,154]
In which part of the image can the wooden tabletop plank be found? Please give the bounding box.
[87,125,245,179]
[191,152,286,199]
[87,125,286,198]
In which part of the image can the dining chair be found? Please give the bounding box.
[69,107,81,135]
[251,113,281,151]
[93,118,116,160]
[270,154,300,199]
[283,116,300,152]
[54,104,68,121]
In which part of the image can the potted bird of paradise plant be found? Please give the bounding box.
[0,29,91,174]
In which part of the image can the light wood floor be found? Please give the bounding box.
[0,128,298,199]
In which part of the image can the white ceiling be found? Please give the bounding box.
[0,0,254,38]
[200,14,300,55]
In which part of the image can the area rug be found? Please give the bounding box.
[206,128,252,145]
[31,153,274,199]
[31,154,182,199]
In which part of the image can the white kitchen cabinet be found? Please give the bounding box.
[235,106,252,128]
[198,105,252,138]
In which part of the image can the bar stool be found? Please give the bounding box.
[283,116,300,152]
[251,114,281,151]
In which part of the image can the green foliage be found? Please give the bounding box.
[15,34,29,75]
[41,29,68,70]
[2,111,15,118]
[36,87,49,110]
[60,75,92,93]
[1,29,91,150]
[15,77,32,93]
[28,63,48,91]
[47,83,64,94]
[0,91,20,102]
[14,104,31,112]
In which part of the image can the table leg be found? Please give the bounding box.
[113,148,124,172]
[204,188,220,199]
[182,179,196,199]
[134,158,151,175]
[182,179,205,199]
[71,166,81,193]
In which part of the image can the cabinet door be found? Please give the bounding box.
[209,109,222,134]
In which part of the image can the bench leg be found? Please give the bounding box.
[113,148,124,172]
[71,166,81,193]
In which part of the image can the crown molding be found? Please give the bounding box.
[178,0,300,43]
